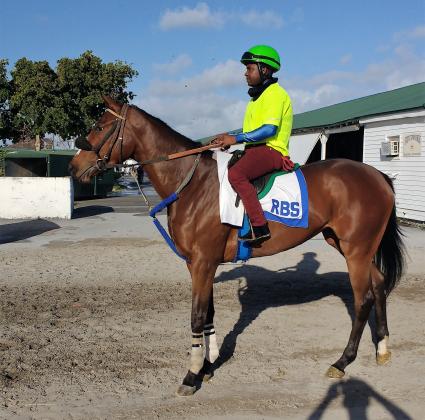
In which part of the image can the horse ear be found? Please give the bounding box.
[102,95,120,112]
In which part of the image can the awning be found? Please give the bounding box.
[289,132,321,164]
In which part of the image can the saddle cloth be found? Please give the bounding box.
[216,150,309,228]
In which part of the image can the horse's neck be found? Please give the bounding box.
[132,110,199,198]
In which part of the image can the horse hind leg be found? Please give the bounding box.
[327,256,375,378]
[371,262,391,365]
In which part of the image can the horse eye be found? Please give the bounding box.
[95,125,103,132]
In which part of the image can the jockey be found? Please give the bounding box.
[212,45,294,246]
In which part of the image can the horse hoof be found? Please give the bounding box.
[176,384,196,397]
[376,351,391,365]
[326,366,345,379]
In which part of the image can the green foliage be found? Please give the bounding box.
[0,59,11,140]
[10,58,59,140]
[55,51,138,139]
[2,51,138,142]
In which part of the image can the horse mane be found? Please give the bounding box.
[132,105,199,148]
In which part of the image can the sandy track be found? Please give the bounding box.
[0,213,424,419]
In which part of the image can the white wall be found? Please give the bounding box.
[0,177,74,219]
[361,110,425,222]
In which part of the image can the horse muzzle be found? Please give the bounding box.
[75,136,93,152]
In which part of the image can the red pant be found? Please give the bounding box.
[228,145,283,226]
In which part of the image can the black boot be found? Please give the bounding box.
[240,223,271,246]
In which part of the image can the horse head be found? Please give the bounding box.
[69,96,134,183]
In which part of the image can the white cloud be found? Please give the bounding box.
[287,43,425,114]
[158,3,284,31]
[159,3,224,30]
[142,93,246,139]
[138,91,246,139]
[239,10,284,28]
[288,84,343,112]
[147,60,242,97]
[394,25,425,41]
[138,60,245,138]
[136,30,425,139]
[153,54,193,75]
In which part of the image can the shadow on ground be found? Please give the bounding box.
[210,252,379,376]
[0,219,60,244]
[308,377,412,419]
[72,205,114,219]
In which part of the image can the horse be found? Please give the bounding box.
[69,96,405,396]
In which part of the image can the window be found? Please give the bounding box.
[381,135,399,157]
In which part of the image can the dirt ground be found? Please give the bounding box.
[0,200,424,419]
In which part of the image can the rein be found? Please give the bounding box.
[78,104,219,262]
[113,143,217,169]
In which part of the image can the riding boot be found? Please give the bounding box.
[240,223,271,246]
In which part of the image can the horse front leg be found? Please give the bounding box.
[177,259,218,396]
[198,291,218,382]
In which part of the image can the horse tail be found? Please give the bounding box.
[374,172,406,296]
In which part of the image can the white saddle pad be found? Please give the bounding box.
[216,151,308,228]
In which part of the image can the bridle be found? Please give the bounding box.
[94,104,129,171]
[74,103,217,179]
[75,104,129,172]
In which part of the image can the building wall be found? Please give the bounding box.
[361,110,425,222]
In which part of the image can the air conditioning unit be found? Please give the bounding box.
[381,137,399,157]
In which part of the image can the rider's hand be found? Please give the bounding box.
[210,133,237,150]
[282,155,295,171]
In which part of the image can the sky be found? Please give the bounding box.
[1,0,424,139]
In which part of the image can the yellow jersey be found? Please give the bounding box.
[242,82,293,156]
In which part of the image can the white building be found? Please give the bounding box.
[289,82,425,222]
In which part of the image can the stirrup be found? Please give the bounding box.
[240,224,271,245]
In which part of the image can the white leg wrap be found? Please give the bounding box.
[189,333,204,374]
[204,324,219,363]
[377,335,389,355]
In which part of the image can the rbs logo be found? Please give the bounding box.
[270,199,300,217]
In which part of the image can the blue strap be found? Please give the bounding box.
[233,214,253,262]
[149,192,179,217]
[149,193,189,262]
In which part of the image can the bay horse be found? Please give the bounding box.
[69,97,405,396]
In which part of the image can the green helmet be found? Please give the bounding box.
[240,45,281,71]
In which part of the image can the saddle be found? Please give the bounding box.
[228,150,287,208]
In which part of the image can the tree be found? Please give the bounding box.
[0,59,11,142]
[55,51,138,139]
[6,51,138,143]
[9,58,59,142]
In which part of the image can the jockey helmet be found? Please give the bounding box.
[240,45,281,72]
